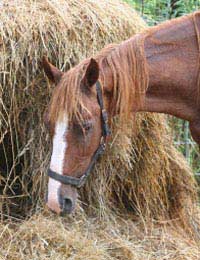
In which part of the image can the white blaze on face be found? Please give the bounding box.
[50,116,68,174]
[47,115,68,213]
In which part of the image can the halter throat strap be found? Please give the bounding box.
[48,80,110,188]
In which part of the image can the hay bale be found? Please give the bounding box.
[0,0,198,226]
[81,114,197,221]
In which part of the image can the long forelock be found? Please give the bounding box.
[48,63,87,125]
[49,34,149,126]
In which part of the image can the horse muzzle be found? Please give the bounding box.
[46,179,78,215]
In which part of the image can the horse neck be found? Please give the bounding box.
[99,35,148,120]
[140,12,200,122]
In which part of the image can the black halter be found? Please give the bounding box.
[48,81,111,188]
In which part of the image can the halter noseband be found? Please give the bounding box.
[48,80,111,188]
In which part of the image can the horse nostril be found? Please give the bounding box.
[58,187,76,215]
[63,198,73,211]
[60,197,73,215]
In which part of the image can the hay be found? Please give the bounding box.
[0,211,199,259]
[0,0,199,259]
[81,114,198,222]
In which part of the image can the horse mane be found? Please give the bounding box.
[49,11,200,125]
[48,34,149,125]
[98,35,149,122]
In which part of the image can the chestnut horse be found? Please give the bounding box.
[43,11,200,215]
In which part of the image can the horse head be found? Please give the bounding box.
[43,57,111,215]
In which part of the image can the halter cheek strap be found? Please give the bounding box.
[47,80,111,188]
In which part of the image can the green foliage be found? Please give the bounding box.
[125,0,200,25]
[169,118,200,175]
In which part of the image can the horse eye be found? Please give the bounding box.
[82,121,92,132]
[72,121,92,136]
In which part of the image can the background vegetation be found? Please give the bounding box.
[126,0,200,25]
[125,0,200,184]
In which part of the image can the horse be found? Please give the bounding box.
[43,11,200,215]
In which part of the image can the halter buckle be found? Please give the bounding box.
[77,174,87,188]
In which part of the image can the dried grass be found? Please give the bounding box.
[0,0,199,259]
[0,211,199,260]
[81,114,198,222]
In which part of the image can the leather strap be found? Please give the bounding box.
[96,81,111,137]
[48,80,110,188]
[48,141,105,188]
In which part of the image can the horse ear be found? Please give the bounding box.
[82,58,99,90]
[42,56,63,84]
